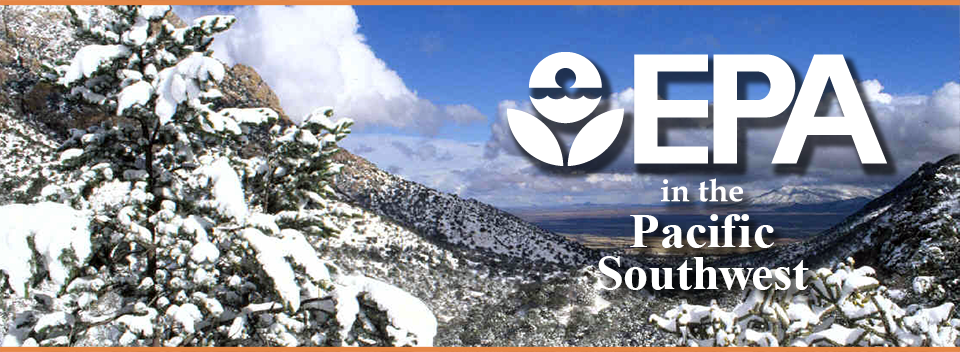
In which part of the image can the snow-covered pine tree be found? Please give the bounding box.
[44,5,280,278]
[650,258,960,347]
[246,106,353,236]
[1,5,436,347]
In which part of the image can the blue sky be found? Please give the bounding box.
[177,5,959,207]
[351,6,959,142]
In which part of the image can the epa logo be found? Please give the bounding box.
[510,52,888,166]
[507,52,624,166]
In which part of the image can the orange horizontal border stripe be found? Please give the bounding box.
[2,348,959,351]
[3,0,959,5]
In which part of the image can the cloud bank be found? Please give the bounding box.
[174,6,485,133]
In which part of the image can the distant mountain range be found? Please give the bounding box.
[747,184,886,207]
[508,184,888,220]
[772,196,873,214]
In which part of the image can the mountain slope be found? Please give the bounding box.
[326,148,694,346]
[332,150,605,268]
[723,154,960,301]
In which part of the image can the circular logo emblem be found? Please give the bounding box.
[507,52,624,166]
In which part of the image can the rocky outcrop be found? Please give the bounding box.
[217,63,290,124]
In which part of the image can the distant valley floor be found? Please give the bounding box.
[560,233,802,256]
[511,204,855,256]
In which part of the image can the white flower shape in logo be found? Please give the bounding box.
[507,52,624,166]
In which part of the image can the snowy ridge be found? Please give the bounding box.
[309,195,566,325]
[332,150,603,267]
[324,152,680,346]
[720,154,960,302]
[748,184,885,206]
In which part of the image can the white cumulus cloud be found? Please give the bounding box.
[174,5,485,133]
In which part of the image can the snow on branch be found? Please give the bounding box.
[651,258,960,346]
[335,275,438,347]
[196,158,247,224]
[0,202,91,296]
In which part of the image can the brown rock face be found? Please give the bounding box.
[217,63,292,125]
